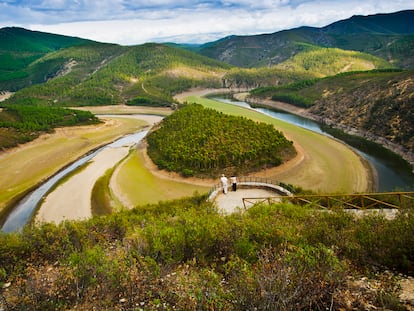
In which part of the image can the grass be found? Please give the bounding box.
[0,117,148,212]
[73,105,172,116]
[91,168,115,216]
[186,95,371,193]
[112,149,210,206]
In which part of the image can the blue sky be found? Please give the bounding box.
[1,0,414,45]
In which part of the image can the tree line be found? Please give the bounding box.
[147,103,295,177]
[0,104,99,149]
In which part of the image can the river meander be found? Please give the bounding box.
[2,99,413,232]
[213,97,414,192]
[1,130,149,233]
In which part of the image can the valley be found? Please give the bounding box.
[1,9,414,310]
[0,11,413,229]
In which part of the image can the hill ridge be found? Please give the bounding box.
[195,10,414,68]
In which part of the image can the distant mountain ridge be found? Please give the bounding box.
[1,10,412,93]
[321,10,414,34]
[195,10,414,68]
[0,27,91,52]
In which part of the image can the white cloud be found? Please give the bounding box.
[2,0,414,45]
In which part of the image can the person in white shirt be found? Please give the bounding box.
[230,176,237,191]
[220,174,228,194]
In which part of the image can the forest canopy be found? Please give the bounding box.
[147,104,296,177]
[0,105,99,148]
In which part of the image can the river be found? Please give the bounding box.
[2,100,413,232]
[213,97,414,192]
[1,130,149,233]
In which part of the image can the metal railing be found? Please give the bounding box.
[242,191,414,210]
[207,176,289,201]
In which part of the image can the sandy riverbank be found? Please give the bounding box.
[0,116,148,214]
[36,146,131,223]
[35,115,162,224]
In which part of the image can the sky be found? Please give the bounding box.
[1,0,414,45]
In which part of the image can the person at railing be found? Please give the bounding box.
[230,175,237,192]
[220,174,228,194]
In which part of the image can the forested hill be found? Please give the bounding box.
[0,27,95,90]
[194,10,414,69]
[2,10,411,97]
[4,43,232,107]
[0,27,90,52]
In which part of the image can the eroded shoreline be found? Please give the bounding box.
[244,94,414,170]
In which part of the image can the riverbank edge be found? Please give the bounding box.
[243,94,414,171]
[0,140,111,228]
[0,119,151,228]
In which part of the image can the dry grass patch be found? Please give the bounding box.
[111,148,210,207]
[0,117,147,211]
[74,105,172,116]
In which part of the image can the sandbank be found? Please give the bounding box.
[0,91,13,102]
[0,117,146,212]
[35,115,163,224]
[36,146,130,224]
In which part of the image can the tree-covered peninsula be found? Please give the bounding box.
[147,104,296,177]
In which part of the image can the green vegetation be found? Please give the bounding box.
[0,27,93,91]
[147,104,295,177]
[222,66,316,89]
[250,69,404,107]
[91,168,115,216]
[4,43,127,104]
[4,43,231,107]
[275,43,393,76]
[1,195,412,309]
[0,105,99,149]
[195,10,414,69]
[249,77,321,108]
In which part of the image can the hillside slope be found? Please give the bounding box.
[309,71,414,154]
[196,10,414,69]
[5,43,232,107]
[0,27,94,90]
[249,70,414,165]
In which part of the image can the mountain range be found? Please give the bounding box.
[1,10,414,93]
[194,10,414,69]
[0,10,413,165]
